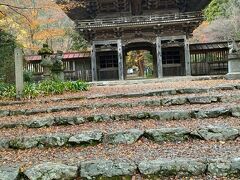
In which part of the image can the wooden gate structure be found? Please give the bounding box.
[25,41,230,81]
[61,0,212,81]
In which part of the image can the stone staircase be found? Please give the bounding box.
[1,79,240,179]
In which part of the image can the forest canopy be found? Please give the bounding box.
[193,0,240,42]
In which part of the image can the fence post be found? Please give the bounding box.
[14,48,24,99]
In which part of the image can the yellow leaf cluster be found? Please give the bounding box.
[33,29,66,40]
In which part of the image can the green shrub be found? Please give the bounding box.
[0,80,90,99]
[64,80,89,92]
[39,80,68,95]
[23,70,34,83]
[23,83,40,98]
[75,80,89,91]
[0,82,16,98]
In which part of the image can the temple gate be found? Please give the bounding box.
[70,0,212,81]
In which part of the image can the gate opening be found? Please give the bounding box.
[125,50,154,80]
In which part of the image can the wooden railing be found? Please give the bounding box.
[77,11,203,28]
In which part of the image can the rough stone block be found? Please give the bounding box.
[231,106,240,117]
[192,126,239,141]
[9,136,41,149]
[39,133,70,147]
[69,131,103,145]
[24,163,78,180]
[145,128,190,142]
[105,129,143,144]
[80,160,136,179]
[149,110,191,120]
[139,158,207,177]
[208,159,232,177]
[26,117,55,128]
[0,166,19,180]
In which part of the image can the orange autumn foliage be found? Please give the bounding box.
[191,21,210,43]
[0,0,74,52]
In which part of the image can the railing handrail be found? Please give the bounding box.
[76,11,203,28]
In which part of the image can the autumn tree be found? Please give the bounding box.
[0,0,79,53]
[193,0,240,42]
[205,0,240,41]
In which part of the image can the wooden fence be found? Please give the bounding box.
[190,50,228,76]
[25,61,92,82]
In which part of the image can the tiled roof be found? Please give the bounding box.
[25,52,91,61]
[190,41,239,51]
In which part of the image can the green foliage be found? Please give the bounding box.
[23,83,40,98]
[0,80,89,99]
[204,0,229,21]
[38,80,66,95]
[69,31,88,51]
[144,51,154,70]
[23,70,34,83]
[66,80,90,91]
[0,30,17,83]
[0,82,16,98]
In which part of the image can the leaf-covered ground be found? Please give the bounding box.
[0,78,240,172]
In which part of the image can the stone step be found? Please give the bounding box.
[1,126,239,150]
[1,105,239,129]
[1,92,240,118]
[0,83,239,107]
[0,94,223,117]
[1,157,240,179]
[1,138,240,166]
[1,115,239,139]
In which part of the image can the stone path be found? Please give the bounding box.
[1,79,240,179]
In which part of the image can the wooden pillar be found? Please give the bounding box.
[91,42,97,81]
[156,36,163,78]
[117,39,124,80]
[14,48,24,99]
[184,36,191,76]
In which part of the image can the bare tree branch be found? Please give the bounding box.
[5,6,32,24]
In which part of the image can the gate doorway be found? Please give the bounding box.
[124,41,157,80]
